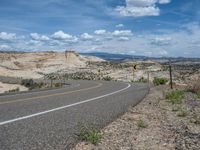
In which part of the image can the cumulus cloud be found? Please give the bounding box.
[115,0,171,17]
[0,32,16,40]
[116,24,124,28]
[151,36,172,45]
[30,33,50,41]
[0,44,10,50]
[80,33,93,40]
[112,30,133,37]
[1,22,200,57]
[118,37,130,41]
[52,30,78,42]
[159,0,171,4]
[94,29,107,35]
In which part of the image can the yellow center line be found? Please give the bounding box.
[0,82,103,105]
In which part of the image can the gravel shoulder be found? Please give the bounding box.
[73,85,200,150]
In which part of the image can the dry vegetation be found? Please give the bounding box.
[73,84,200,150]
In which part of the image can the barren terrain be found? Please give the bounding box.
[0,51,104,79]
[0,51,200,149]
[73,85,200,150]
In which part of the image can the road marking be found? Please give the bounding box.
[0,83,102,105]
[0,83,131,126]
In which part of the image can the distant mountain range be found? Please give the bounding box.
[80,52,200,63]
[80,52,147,61]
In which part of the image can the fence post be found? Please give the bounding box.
[169,59,173,89]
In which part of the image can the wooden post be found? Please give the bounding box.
[147,71,150,84]
[169,60,173,89]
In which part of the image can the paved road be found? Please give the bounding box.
[0,80,149,150]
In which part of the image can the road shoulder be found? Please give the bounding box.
[73,85,200,150]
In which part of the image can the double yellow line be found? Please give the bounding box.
[0,82,102,105]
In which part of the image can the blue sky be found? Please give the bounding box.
[0,0,200,57]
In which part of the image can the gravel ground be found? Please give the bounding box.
[73,85,200,150]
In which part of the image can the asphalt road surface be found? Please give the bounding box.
[0,80,149,150]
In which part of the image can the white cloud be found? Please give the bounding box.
[116,24,124,28]
[118,37,130,41]
[151,36,172,45]
[115,0,171,17]
[80,33,93,40]
[158,50,168,55]
[52,30,78,42]
[0,44,10,50]
[159,0,171,4]
[2,22,200,57]
[0,32,16,40]
[94,29,107,35]
[116,6,160,17]
[30,33,50,41]
[112,30,133,37]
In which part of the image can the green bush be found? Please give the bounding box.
[102,76,112,81]
[21,79,34,87]
[137,119,148,128]
[79,127,102,145]
[153,77,168,86]
[54,83,62,88]
[197,92,200,99]
[166,90,184,104]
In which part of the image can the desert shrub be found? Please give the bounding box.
[54,83,62,88]
[6,87,20,93]
[187,79,200,94]
[191,115,200,125]
[166,90,184,104]
[153,77,168,86]
[102,76,112,81]
[197,92,200,99]
[138,77,148,83]
[37,82,45,88]
[21,79,48,90]
[137,118,148,128]
[21,79,34,87]
[79,126,102,145]
[177,108,188,117]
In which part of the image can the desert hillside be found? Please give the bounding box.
[0,51,104,79]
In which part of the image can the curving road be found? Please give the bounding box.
[0,80,149,150]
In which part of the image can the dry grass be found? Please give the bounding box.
[188,79,200,93]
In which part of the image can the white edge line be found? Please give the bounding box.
[0,83,131,126]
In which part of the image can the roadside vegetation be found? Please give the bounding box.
[74,84,200,149]
[102,76,113,81]
[187,80,200,99]
[166,90,184,104]
[177,108,188,117]
[4,87,20,93]
[153,77,168,86]
[79,126,102,145]
[131,77,148,83]
[21,79,63,90]
[137,118,148,129]
[197,92,200,99]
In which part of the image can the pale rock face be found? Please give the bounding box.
[65,51,86,67]
[0,51,105,79]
